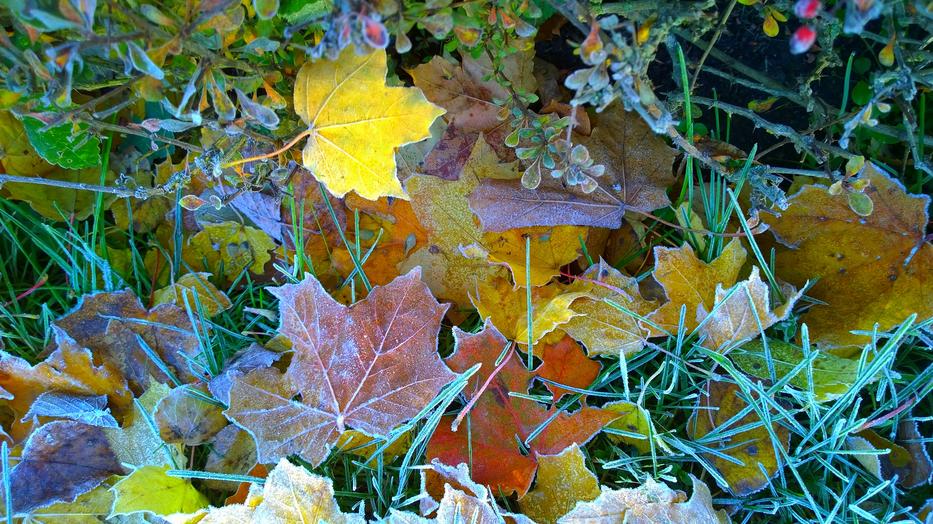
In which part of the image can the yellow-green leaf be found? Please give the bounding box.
[110,465,208,518]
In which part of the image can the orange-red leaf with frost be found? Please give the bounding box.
[225,268,454,467]
[426,321,619,496]
[536,336,601,401]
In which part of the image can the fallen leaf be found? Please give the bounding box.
[468,105,676,231]
[154,385,227,446]
[410,50,535,134]
[426,321,620,496]
[422,124,479,181]
[518,444,600,524]
[698,266,802,350]
[731,339,865,402]
[475,225,587,287]
[648,238,747,335]
[562,260,658,357]
[110,465,209,518]
[56,289,204,393]
[688,380,790,496]
[186,458,365,523]
[472,276,587,346]
[207,344,281,405]
[226,268,454,466]
[536,336,601,401]
[24,483,116,523]
[557,475,729,524]
[0,327,132,440]
[203,425,258,492]
[334,429,412,461]
[340,194,429,286]
[401,135,512,308]
[8,420,123,514]
[763,163,933,351]
[21,391,118,428]
[104,381,185,469]
[185,221,276,281]
[847,420,933,488]
[153,272,232,317]
[604,401,653,454]
[295,48,444,200]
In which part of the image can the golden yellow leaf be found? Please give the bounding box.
[563,260,658,357]
[699,267,802,350]
[648,239,747,335]
[476,225,587,287]
[763,163,933,351]
[688,380,790,496]
[185,459,365,524]
[472,276,587,346]
[110,465,209,518]
[401,135,512,308]
[185,222,276,281]
[24,482,116,523]
[557,475,729,523]
[153,272,232,317]
[294,48,445,200]
[518,444,600,524]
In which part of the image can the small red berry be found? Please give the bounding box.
[794,0,822,19]
[790,25,817,54]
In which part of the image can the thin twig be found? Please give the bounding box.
[0,173,148,198]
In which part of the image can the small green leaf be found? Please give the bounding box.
[21,117,101,170]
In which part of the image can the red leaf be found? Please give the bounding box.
[426,321,619,496]
[537,336,601,402]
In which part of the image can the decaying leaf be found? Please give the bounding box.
[104,381,185,469]
[110,465,209,518]
[401,135,512,308]
[562,260,657,357]
[56,289,203,394]
[847,419,933,488]
[184,458,365,523]
[518,444,601,524]
[21,391,118,428]
[294,48,445,200]
[154,385,227,446]
[24,483,116,523]
[7,420,123,514]
[764,163,933,351]
[469,105,676,231]
[203,425,258,491]
[426,321,620,496]
[698,266,802,350]
[0,328,132,440]
[410,50,535,134]
[472,276,587,346]
[648,239,747,335]
[688,380,790,496]
[185,222,276,281]
[153,272,232,317]
[226,268,454,466]
[557,475,729,524]
[731,339,866,402]
[421,124,479,181]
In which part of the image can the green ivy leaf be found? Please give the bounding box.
[22,116,101,170]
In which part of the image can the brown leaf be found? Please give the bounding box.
[225,268,454,466]
[763,163,933,351]
[422,124,479,181]
[154,385,227,446]
[8,420,123,514]
[468,105,676,231]
[536,336,601,401]
[688,380,790,496]
[203,425,258,492]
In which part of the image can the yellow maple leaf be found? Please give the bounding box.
[294,48,445,200]
[648,238,747,335]
[518,444,600,524]
[185,222,276,281]
[476,225,587,287]
[763,163,933,351]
